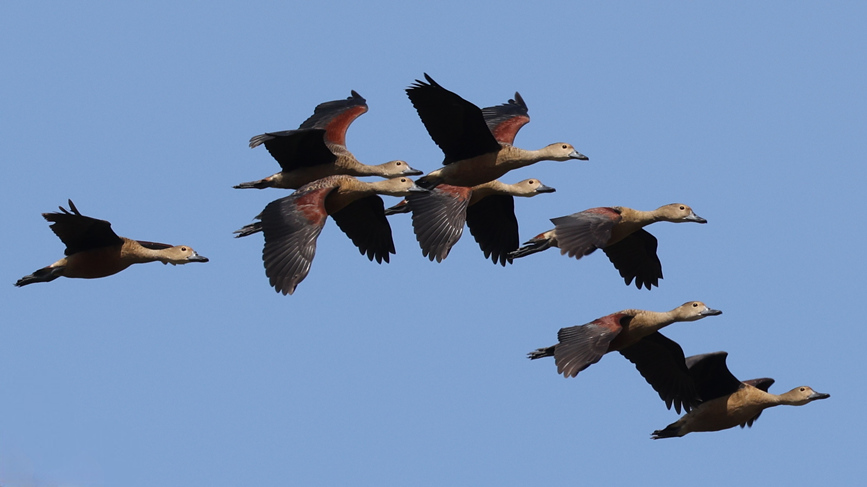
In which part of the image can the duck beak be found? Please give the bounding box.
[686,212,707,224]
[700,308,722,316]
[187,253,210,263]
[809,391,830,400]
[402,165,424,176]
[408,183,429,193]
[536,184,556,194]
[569,150,589,161]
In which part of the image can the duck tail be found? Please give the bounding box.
[650,423,681,439]
[233,178,272,190]
[527,346,555,360]
[509,236,553,259]
[234,222,263,238]
[15,266,64,287]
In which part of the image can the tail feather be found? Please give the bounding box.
[509,237,553,259]
[651,423,682,439]
[234,222,263,238]
[15,266,64,287]
[234,179,272,190]
[528,346,555,360]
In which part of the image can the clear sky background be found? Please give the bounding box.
[1,2,864,486]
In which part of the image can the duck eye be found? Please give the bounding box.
[800,387,806,392]
[692,303,698,307]
[396,162,402,166]
[181,247,187,251]
[400,178,407,182]
[561,144,568,149]
[680,206,685,210]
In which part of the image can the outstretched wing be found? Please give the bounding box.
[43,200,123,255]
[620,332,700,413]
[481,92,530,145]
[550,207,620,259]
[602,229,662,290]
[406,73,501,164]
[298,90,368,146]
[407,184,472,262]
[331,195,396,264]
[466,194,519,266]
[552,313,625,378]
[249,128,337,172]
[256,187,332,295]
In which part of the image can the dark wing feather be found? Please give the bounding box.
[685,352,744,402]
[481,92,530,145]
[43,200,123,255]
[602,229,662,289]
[249,128,337,171]
[619,332,700,413]
[550,207,620,259]
[257,188,332,295]
[135,240,173,250]
[406,74,501,164]
[407,185,472,262]
[466,194,518,266]
[553,319,621,378]
[743,378,775,392]
[298,90,368,146]
[330,195,395,264]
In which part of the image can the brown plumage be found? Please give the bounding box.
[234,175,426,295]
[235,90,422,190]
[406,74,588,189]
[392,178,555,265]
[386,91,556,264]
[510,203,707,289]
[528,302,722,380]
[649,350,829,438]
[15,200,208,286]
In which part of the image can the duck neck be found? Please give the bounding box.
[627,309,678,335]
[124,241,164,264]
[470,180,508,199]
[499,145,551,169]
[618,207,659,226]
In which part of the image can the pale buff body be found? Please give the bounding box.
[466,178,551,204]
[423,143,580,188]
[253,153,417,190]
[608,305,709,351]
[47,238,204,279]
[661,385,827,437]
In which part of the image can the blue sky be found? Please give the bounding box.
[1,2,864,486]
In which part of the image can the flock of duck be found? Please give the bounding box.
[14,74,828,438]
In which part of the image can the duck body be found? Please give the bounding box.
[389,91,556,264]
[406,74,587,189]
[510,203,707,289]
[16,201,208,286]
[236,91,422,190]
[650,351,830,438]
[528,302,722,379]
[235,175,426,295]
[397,178,555,264]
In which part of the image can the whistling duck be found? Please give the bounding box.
[649,350,829,438]
[235,91,423,189]
[15,200,208,286]
[406,74,587,188]
[386,93,555,264]
[235,175,426,295]
[390,179,555,264]
[510,203,707,289]
[528,302,722,378]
